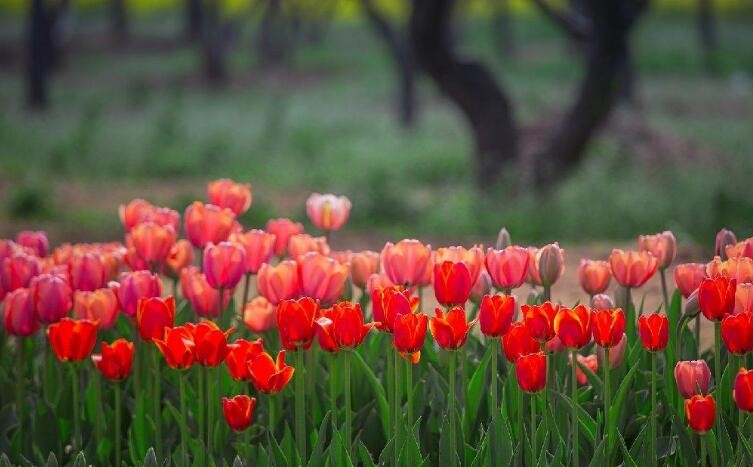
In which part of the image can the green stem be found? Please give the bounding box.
[695,315,702,358]
[449,351,457,467]
[179,373,188,465]
[604,347,611,449]
[94,371,105,461]
[406,358,413,433]
[701,434,707,467]
[198,368,205,462]
[15,338,24,453]
[295,348,307,463]
[387,340,394,443]
[715,321,722,466]
[330,354,339,429]
[71,364,81,452]
[115,382,122,467]
[651,352,657,467]
[543,285,551,302]
[207,368,214,462]
[218,286,225,327]
[530,392,536,463]
[517,385,524,467]
[490,340,499,464]
[660,269,670,312]
[344,351,352,458]
[241,273,251,307]
[153,348,163,459]
[571,349,579,467]
[268,394,277,435]
[394,349,402,467]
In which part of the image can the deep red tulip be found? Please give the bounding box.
[230,230,276,274]
[1,254,40,292]
[673,263,706,299]
[433,260,472,307]
[522,302,559,343]
[554,305,592,349]
[3,288,39,336]
[484,246,529,290]
[638,313,669,351]
[203,242,246,290]
[224,338,265,381]
[734,368,753,412]
[381,239,433,287]
[591,308,626,348]
[721,312,753,355]
[638,231,677,270]
[685,395,715,434]
[222,395,257,431]
[393,312,428,364]
[372,286,417,333]
[208,179,253,215]
[502,322,540,362]
[297,252,349,306]
[247,349,295,394]
[609,249,658,288]
[577,259,611,295]
[243,296,277,333]
[154,326,195,369]
[136,296,175,341]
[265,218,304,257]
[73,288,119,329]
[92,339,134,381]
[436,246,484,286]
[16,231,49,257]
[257,260,301,305]
[128,222,176,265]
[699,276,736,321]
[429,306,476,350]
[165,240,194,278]
[306,193,352,232]
[184,201,235,249]
[276,297,319,350]
[47,317,98,362]
[188,320,234,366]
[675,360,711,398]
[515,352,547,393]
[31,273,72,324]
[478,294,515,338]
[112,270,162,317]
[315,301,373,351]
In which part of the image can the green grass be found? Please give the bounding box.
[0,13,752,244]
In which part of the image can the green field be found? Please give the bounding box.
[1,13,752,245]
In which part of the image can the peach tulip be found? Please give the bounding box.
[207,178,252,215]
[485,246,529,290]
[638,231,677,270]
[577,259,611,296]
[165,239,195,277]
[243,296,277,333]
[736,283,753,314]
[184,201,236,249]
[257,260,301,305]
[73,288,119,329]
[297,252,349,306]
[528,243,565,288]
[119,199,155,232]
[706,256,753,284]
[351,251,379,289]
[609,249,659,288]
[265,218,304,256]
[435,245,485,285]
[674,263,707,299]
[727,238,753,260]
[288,234,330,260]
[128,222,176,265]
[381,239,433,287]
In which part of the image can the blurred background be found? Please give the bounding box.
[0,0,752,248]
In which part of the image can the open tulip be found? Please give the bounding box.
[188,320,234,366]
[230,230,276,274]
[685,395,715,433]
[92,339,134,381]
[591,308,626,348]
[208,179,252,215]
[734,368,753,412]
[502,322,540,362]
[165,240,194,278]
[577,259,611,296]
[3,288,39,336]
[47,317,98,362]
[515,352,547,393]
[222,395,256,431]
[203,241,246,290]
[31,273,72,323]
[16,231,49,257]
[315,301,373,351]
[393,312,428,363]
[266,218,304,256]
[184,201,235,249]
[73,288,119,329]
[699,276,736,321]
[721,312,753,355]
[675,360,712,398]
[350,251,380,289]
[433,260,472,307]
[1,254,40,292]
[609,249,658,288]
[435,246,484,285]
[136,296,175,341]
[257,260,300,305]
[638,313,669,351]
[154,326,195,369]
[522,302,559,343]
[247,349,295,394]
[224,338,264,381]
[243,296,277,333]
[372,286,417,332]
[113,270,162,317]
[128,222,176,265]
[485,246,529,291]
[277,297,319,350]
[554,305,592,349]
[297,252,349,306]
[479,294,515,337]
[716,228,737,259]
[574,354,598,386]
[288,234,330,260]
[306,193,352,232]
[430,306,476,350]
[381,239,433,287]
[727,238,753,260]
[674,263,707,299]
[639,231,677,270]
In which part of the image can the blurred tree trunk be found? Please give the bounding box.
[697,0,718,72]
[256,0,289,67]
[26,0,55,109]
[361,0,417,129]
[410,0,517,188]
[186,0,203,41]
[202,0,226,86]
[110,0,128,46]
[491,0,514,55]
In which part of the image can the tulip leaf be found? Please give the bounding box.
[617,428,638,467]
[72,452,86,467]
[737,423,753,463]
[576,360,603,395]
[465,344,491,434]
[143,447,158,467]
[134,394,149,457]
[267,430,288,467]
[45,452,58,467]
[306,411,330,467]
[671,415,699,467]
[232,455,243,467]
[351,351,389,438]
[358,440,377,467]
[552,391,596,446]
[608,357,640,454]
[628,419,648,462]
[718,413,734,465]
[588,437,606,467]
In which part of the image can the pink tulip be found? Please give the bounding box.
[675,360,712,399]
[112,270,162,317]
[70,253,107,292]
[31,273,72,323]
[485,246,529,290]
[203,242,246,290]
[230,230,276,274]
[257,260,301,305]
[306,193,352,232]
[265,218,304,256]
[3,288,39,336]
[381,239,433,287]
[184,201,236,249]
[297,252,349,306]
[1,254,41,292]
[180,266,231,317]
[16,231,49,257]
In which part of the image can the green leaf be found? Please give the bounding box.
[608,358,640,454]
[552,391,596,446]
[267,430,288,467]
[134,394,148,456]
[143,447,158,467]
[617,429,638,467]
[357,441,376,467]
[671,415,699,467]
[73,452,87,467]
[576,360,603,395]
[628,421,648,463]
[351,351,389,438]
[439,414,461,467]
[465,345,491,433]
[46,452,58,467]
[738,423,753,463]
[232,455,243,467]
[587,438,606,467]
[306,411,331,467]
[665,290,682,415]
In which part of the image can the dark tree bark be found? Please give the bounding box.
[186,0,203,41]
[201,0,226,86]
[26,0,53,109]
[410,0,517,188]
[697,0,718,72]
[491,0,514,54]
[110,0,128,46]
[361,0,417,128]
[256,0,289,67]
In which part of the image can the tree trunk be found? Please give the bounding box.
[491,0,514,54]
[256,0,288,67]
[697,0,717,72]
[361,0,417,128]
[202,0,226,86]
[26,0,52,109]
[410,0,517,188]
[110,0,128,46]
[186,0,203,41]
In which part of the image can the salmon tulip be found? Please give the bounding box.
[685,395,715,434]
[699,276,736,321]
[721,312,753,355]
[70,253,107,292]
[435,246,485,285]
[706,256,753,284]
[154,325,195,369]
[736,283,753,314]
[243,296,277,333]
[306,193,352,232]
[433,260,472,307]
[638,231,677,270]
[485,246,529,290]
[136,296,175,341]
[609,249,658,288]
[112,270,162,317]
[591,308,626,348]
[3,288,39,336]
[367,273,394,295]
[247,349,295,394]
[184,201,235,249]
[1,254,40,292]
[73,288,119,329]
[577,259,611,295]
[257,260,301,305]
[92,339,134,381]
[47,317,98,362]
[208,179,252,215]
[381,239,433,287]
[675,360,712,398]
[502,322,541,362]
[16,231,49,257]
[288,234,330,260]
[727,238,753,260]
[315,301,373,351]
[119,199,155,231]
[372,286,417,333]
[222,395,257,431]
[350,251,380,289]
[734,368,753,412]
[165,240,195,277]
[522,302,559,343]
[479,294,515,337]
[554,305,592,349]
[429,306,476,350]
[31,273,72,324]
[515,352,547,393]
[638,313,669,351]
[674,263,707,299]
[128,222,176,265]
[224,338,264,381]
[230,230,276,274]
[297,252,349,306]
[265,218,304,256]
[277,297,319,350]
[393,312,428,364]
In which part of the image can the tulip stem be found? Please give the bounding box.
[715,321,722,466]
[152,348,163,459]
[386,341,393,439]
[530,392,536,462]
[70,364,81,452]
[604,347,611,450]
[218,286,225,327]
[571,349,579,467]
[517,385,524,466]
[490,340,499,464]
[394,349,402,467]
[16,338,25,454]
[268,394,277,435]
[659,269,670,313]
[179,372,188,465]
[695,316,702,358]
[295,348,307,463]
[700,434,707,467]
[330,354,338,429]
[542,286,551,302]
[344,350,352,458]
[241,273,251,308]
[651,351,657,467]
[197,367,205,462]
[115,382,122,467]
[207,368,214,462]
[406,358,413,433]
[448,350,457,467]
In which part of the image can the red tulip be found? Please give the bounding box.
[685,395,715,434]
[73,288,119,329]
[591,308,626,348]
[637,313,669,351]
[372,286,417,333]
[222,395,257,431]
[673,263,706,299]
[522,302,559,343]
[136,296,175,341]
[577,259,611,295]
[208,179,252,215]
[381,239,433,287]
[184,201,235,249]
[288,234,330,260]
[1,254,40,292]
[554,305,592,349]
[243,296,277,333]
[573,354,598,386]
[224,338,265,381]
[638,231,677,270]
[112,270,162,317]
[128,222,176,265]
[351,251,380,289]
[92,339,134,381]
[478,294,515,337]
[429,306,476,350]
[484,246,529,290]
[306,193,352,232]
[433,261,472,307]
[16,231,49,257]
[265,218,304,256]
[31,273,72,324]
[70,253,107,291]
[257,260,300,305]
[230,230,276,274]
[515,352,547,393]
[47,317,98,362]
[154,325,195,369]
[435,246,485,285]
[3,288,39,336]
[502,322,540,362]
[393,312,428,363]
[247,349,295,394]
[734,368,753,412]
[675,360,711,398]
[699,276,736,321]
[315,301,373,351]
[721,312,753,355]
[609,249,658,288]
[297,252,349,306]
[203,242,246,290]
[188,320,234,366]
[165,240,194,278]
[276,297,319,350]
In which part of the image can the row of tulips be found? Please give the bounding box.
[2,179,753,466]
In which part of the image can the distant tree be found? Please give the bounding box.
[697,0,718,72]
[26,0,56,109]
[110,0,128,46]
[201,0,227,85]
[256,0,291,67]
[186,0,203,41]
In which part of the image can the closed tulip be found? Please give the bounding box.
[315,301,373,351]
[545,335,565,353]
[188,320,234,366]
[203,242,246,290]
[485,246,529,290]
[113,270,162,317]
[92,339,134,381]
[716,228,737,259]
[674,263,707,299]
[435,246,485,285]
[165,240,194,278]
[699,276,736,321]
[515,352,547,393]
[734,368,753,412]
[208,179,252,215]
[288,234,330,260]
[502,322,541,362]
[73,288,119,329]
[265,218,304,256]
[47,317,98,362]
[675,360,712,398]
[577,259,611,295]
[639,231,677,270]
[243,296,277,333]
[372,286,417,333]
[230,230,276,274]
[381,239,433,287]
[247,349,295,394]
[70,253,107,291]
[3,288,39,336]
[479,294,515,337]
[119,199,155,231]
[591,293,616,310]
[433,260,472,307]
[222,395,257,431]
[184,201,235,249]
[1,254,40,292]
[136,296,175,341]
[591,308,626,348]
[529,243,565,288]
[224,338,264,381]
[297,252,349,306]
[128,222,176,265]
[429,306,476,350]
[31,273,72,324]
[393,312,428,363]
[16,231,49,257]
[154,325,195,369]
[257,260,300,305]
[554,305,592,349]
[574,354,598,386]
[609,249,658,288]
[721,312,753,355]
[470,269,492,304]
[736,283,753,314]
[277,297,319,350]
[522,302,559,343]
[638,313,669,351]
[685,395,715,434]
[306,193,352,232]
[350,251,380,289]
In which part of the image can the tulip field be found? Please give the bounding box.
[2,179,753,466]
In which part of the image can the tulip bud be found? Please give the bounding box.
[243,296,277,333]
[591,293,615,311]
[716,228,737,260]
[638,231,677,270]
[469,269,492,304]
[537,243,565,288]
[734,369,753,413]
[222,395,257,432]
[675,360,711,398]
[684,289,700,318]
[16,231,49,257]
[496,227,512,250]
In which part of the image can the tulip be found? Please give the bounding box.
[727,238,753,260]
[277,297,319,351]
[189,320,234,366]
[479,294,515,338]
[70,253,107,291]
[266,218,304,256]
[372,286,417,333]
[597,333,627,369]
[257,260,300,305]
[736,283,753,315]
[706,256,753,284]
[716,228,738,259]
[502,322,540,362]
[184,201,235,249]
[153,326,196,369]
[203,241,246,293]
[734,368,753,412]
[393,312,428,363]
[31,273,72,324]
[675,360,712,398]
[208,179,252,215]
[429,306,476,350]
[381,239,433,287]
[247,349,295,394]
[674,263,707,299]
[297,252,349,306]
[142,207,181,232]
[350,251,379,289]
[522,302,559,343]
[229,230,276,275]
[545,335,565,353]
[16,230,49,257]
[574,354,598,386]
[530,243,565,292]
[485,246,529,291]
[721,312,753,355]
[3,288,39,336]
[435,246,485,285]
[699,276,736,321]
[367,273,394,295]
[469,269,492,304]
[113,270,162,317]
[73,288,119,329]
[92,339,134,381]
[577,259,611,296]
[591,293,615,310]
[224,338,264,381]
[125,248,149,272]
[554,305,592,349]
[515,352,546,393]
[136,296,175,341]
[591,308,625,348]
[288,234,330,259]
[119,199,155,231]
[128,222,176,265]
[47,317,98,362]
[433,260,472,307]
[165,239,194,278]
[1,254,40,292]
[609,249,658,288]
[315,301,373,351]
[306,193,352,232]
[639,231,677,270]
[222,395,257,431]
[685,394,715,434]
[496,227,512,250]
[638,313,670,351]
[243,296,277,333]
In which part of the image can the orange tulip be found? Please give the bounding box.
[265,218,304,256]
[112,270,162,317]
[70,253,107,292]
[675,360,711,398]
[638,313,669,351]
[736,283,753,314]
[503,322,542,362]
[685,395,715,434]
[350,251,379,289]
[433,260,472,307]
[528,243,565,287]
[716,228,737,259]
[297,252,349,306]
[187,320,234,366]
[47,317,98,362]
[522,302,559,343]
[288,234,330,260]
[306,193,352,232]
[154,325,195,369]
[203,241,246,290]
[478,294,515,338]
[315,301,373,351]
[577,259,611,295]
[222,395,257,431]
[699,276,736,321]
[247,349,295,394]
[92,339,134,381]
[515,352,547,393]
[119,199,155,231]
[381,239,433,287]
[257,260,301,305]
[3,288,39,336]
[392,312,428,364]
[706,256,753,284]
[591,308,625,348]
[673,263,706,299]
[727,238,753,260]
[224,338,264,381]
[165,239,194,277]
[372,286,417,333]
[73,288,119,329]
[429,306,476,350]
[734,368,753,412]
[230,230,276,274]
[31,273,72,324]
[277,297,319,350]
[554,305,592,349]
[184,201,235,249]
[128,222,176,265]
[136,296,175,341]
[1,254,40,292]
[484,246,529,290]
[243,296,277,333]
[16,230,49,257]
[435,246,485,285]
[208,178,252,215]
[721,312,753,355]
[573,354,598,386]
[609,249,659,288]
[638,231,677,269]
